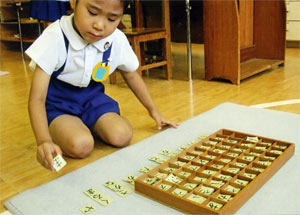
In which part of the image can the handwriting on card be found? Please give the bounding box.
[103,181,132,197]
[84,188,113,206]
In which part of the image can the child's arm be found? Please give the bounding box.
[28,66,62,171]
[120,71,179,129]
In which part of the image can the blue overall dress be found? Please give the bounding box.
[45,31,120,128]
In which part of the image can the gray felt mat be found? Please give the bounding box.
[4,103,300,215]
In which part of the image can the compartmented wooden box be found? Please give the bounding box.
[134,129,295,214]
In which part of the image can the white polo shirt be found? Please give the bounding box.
[26,14,139,87]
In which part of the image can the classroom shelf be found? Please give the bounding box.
[0,35,35,43]
[1,18,38,25]
[0,1,40,59]
[240,59,284,80]
[203,0,286,84]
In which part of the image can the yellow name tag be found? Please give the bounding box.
[92,62,110,82]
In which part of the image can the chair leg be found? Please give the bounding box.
[132,37,143,76]
[163,38,172,80]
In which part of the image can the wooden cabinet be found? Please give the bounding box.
[203,0,286,84]
[286,0,300,47]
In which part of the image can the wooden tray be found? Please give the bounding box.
[134,129,295,214]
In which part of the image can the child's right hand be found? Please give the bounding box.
[37,142,63,172]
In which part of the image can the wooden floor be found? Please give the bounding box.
[0,43,299,212]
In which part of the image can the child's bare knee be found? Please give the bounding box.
[68,134,94,158]
[109,126,132,148]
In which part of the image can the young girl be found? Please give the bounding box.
[27,0,179,172]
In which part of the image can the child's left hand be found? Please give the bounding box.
[149,109,180,130]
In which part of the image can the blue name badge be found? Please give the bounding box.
[92,62,110,82]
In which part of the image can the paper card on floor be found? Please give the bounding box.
[80,204,96,214]
[116,187,132,197]
[159,149,177,157]
[104,181,132,197]
[123,175,137,185]
[149,156,166,164]
[84,188,114,206]
[139,166,152,173]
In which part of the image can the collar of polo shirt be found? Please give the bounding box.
[60,14,114,53]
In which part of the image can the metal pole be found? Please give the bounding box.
[38,20,42,35]
[186,0,192,81]
[16,2,24,60]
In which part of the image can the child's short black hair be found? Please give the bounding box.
[75,0,133,12]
